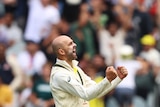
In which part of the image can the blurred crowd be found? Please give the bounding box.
[0,0,160,107]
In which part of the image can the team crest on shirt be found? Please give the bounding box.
[67,76,71,82]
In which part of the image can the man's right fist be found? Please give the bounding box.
[106,66,117,82]
[117,66,128,79]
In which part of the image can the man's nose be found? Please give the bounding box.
[74,42,77,47]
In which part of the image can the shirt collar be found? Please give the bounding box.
[56,59,79,68]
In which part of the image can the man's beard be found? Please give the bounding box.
[67,50,77,60]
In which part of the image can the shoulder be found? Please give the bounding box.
[50,68,73,87]
[51,66,72,80]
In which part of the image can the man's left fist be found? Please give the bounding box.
[117,66,128,79]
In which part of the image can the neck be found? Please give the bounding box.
[66,60,73,68]
[57,56,73,68]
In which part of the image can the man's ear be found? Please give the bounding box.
[58,48,65,55]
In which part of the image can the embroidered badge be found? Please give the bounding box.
[67,76,71,82]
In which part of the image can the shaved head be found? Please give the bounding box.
[52,35,71,56]
[52,35,77,60]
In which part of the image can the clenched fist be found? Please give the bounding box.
[117,66,128,79]
[106,66,117,82]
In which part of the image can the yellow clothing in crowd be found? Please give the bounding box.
[0,84,13,106]
[89,76,105,107]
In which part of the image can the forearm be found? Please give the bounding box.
[7,55,23,91]
[97,76,121,98]
[53,70,120,101]
[57,76,111,101]
[81,78,111,100]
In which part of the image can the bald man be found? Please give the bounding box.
[50,35,128,107]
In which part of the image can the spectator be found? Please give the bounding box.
[60,0,86,23]
[40,26,59,63]
[0,43,14,86]
[14,0,28,31]
[58,17,70,35]
[28,61,54,107]
[135,34,160,106]
[17,40,47,77]
[0,72,13,107]
[3,0,16,13]
[89,0,112,29]
[0,42,23,107]
[18,77,33,107]
[91,54,107,77]
[98,20,126,66]
[84,62,106,107]
[24,0,60,43]
[70,3,99,60]
[114,0,153,55]
[139,34,160,72]
[79,55,107,107]
[0,12,25,56]
[114,44,143,107]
